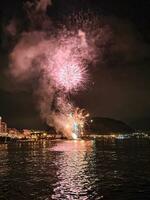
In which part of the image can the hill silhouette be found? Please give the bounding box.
[87,117,133,134]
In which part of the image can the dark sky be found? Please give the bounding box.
[0,0,150,129]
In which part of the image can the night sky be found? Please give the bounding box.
[0,0,150,129]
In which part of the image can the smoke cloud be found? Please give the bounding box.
[5,19,17,37]
[36,0,52,12]
[8,1,111,137]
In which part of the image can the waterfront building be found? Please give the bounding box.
[1,122,7,133]
[0,117,7,133]
[0,116,2,132]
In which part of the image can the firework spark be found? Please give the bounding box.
[52,101,89,139]
[8,2,111,139]
[45,30,89,93]
[51,63,87,92]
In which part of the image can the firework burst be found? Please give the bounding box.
[9,2,111,139]
[51,62,87,93]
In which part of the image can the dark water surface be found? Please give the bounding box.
[0,139,150,200]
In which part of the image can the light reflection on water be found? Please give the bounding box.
[0,139,150,200]
[50,141,99,200]
[0,143,9,176]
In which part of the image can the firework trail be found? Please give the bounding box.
[8,0,111,138]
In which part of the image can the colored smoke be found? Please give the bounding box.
[8,0,111,138]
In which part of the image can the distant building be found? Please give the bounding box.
[1,122,7,133]
[23,129,32,138]
[0,116,2,132]
[8,128,23,139]
[0,117,7,133]
[8,128,18,134]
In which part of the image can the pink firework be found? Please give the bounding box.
[53,62,87,92]
[46,32,89,93]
